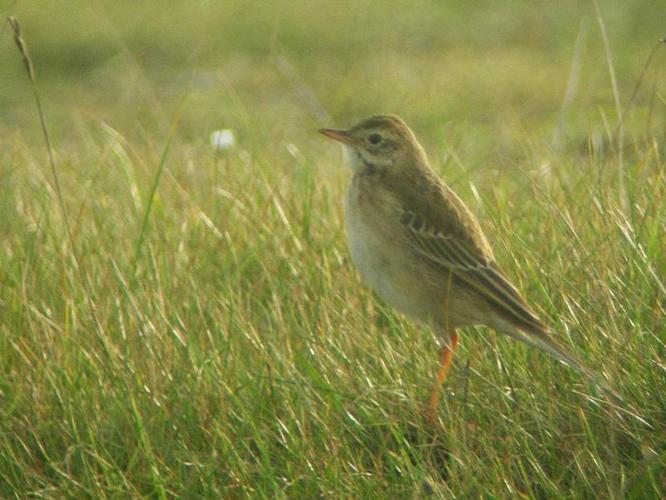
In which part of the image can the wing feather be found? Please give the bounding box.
[402,210,545,330]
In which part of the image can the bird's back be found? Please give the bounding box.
[383,161,550,333]
[385,161,495,263]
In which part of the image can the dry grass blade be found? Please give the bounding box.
[592,0,627,211]
[612,37,666,145]
[6,15,76,263]
[552,19,587,151]
[7,16,34,82]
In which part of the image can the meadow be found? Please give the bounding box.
[1,0,665,497]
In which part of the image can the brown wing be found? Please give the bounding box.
[394,175,546,332]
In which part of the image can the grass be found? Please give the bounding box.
[1,0,665,497]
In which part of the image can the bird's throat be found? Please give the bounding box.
[343,147,384,177]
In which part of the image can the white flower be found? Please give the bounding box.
[210,129,235,150]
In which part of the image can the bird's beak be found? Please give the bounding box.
[318,128,358,146]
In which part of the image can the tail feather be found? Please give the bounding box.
[498,322,622,402]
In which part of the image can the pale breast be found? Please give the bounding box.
[343,179,438,322]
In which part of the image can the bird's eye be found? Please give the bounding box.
[368,133,382,145]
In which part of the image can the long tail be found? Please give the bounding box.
[499,322,623,402]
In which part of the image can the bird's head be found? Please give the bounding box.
[319,115,426,174]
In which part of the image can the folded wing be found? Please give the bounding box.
[400,209,547,333]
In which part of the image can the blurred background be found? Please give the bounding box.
[2,0,663,158]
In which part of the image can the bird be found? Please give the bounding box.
[319,114,618,414]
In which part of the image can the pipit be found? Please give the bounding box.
[319,114,617,414]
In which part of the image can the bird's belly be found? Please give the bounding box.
[345,208,433,321]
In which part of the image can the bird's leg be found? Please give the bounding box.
[428,331,458,413]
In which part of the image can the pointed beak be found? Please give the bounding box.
[318,128,358,146]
